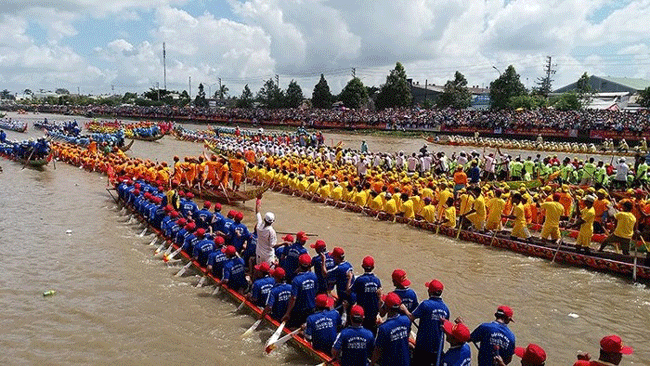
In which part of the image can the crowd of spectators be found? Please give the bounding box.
[12,104,650,134]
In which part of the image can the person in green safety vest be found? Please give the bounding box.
[636,159,648,186]
[594,161,607,189]
[509,157,524,181]
[558,158,574,185]
[581,157,597,185]
[523,156,535,179]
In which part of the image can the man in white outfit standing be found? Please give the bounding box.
[255,195,277,265]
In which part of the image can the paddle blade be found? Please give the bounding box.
[196,276,207,288]
[175,261,193,277]
[241,319,262,338]
[264,321,286,348]
[211,285,221,296]
[149,237,158,246]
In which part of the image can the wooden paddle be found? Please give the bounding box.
[241,319,262,338]
[265,327,300,354]
[551,227,570,264]
[175,261,193,277]
[264,321,286,352]
[21,148,36,170]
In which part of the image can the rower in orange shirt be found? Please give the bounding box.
[230,153,247,190]
[217,157,230,189]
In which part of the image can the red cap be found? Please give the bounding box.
[204,201,211,208]
[222,245,236,256]
[296,231,309,242]
[496,305,514,321]
[234,212,244,221]
[134,183,141,189]
[315,294,334,308]
[552,192,561,201]
[392,269,411,287]
[310,239,327,251]
[187,222,196,231]
[331,247,345,258]
[350,305,365,319]
[195,228,205,237]
[271,267,286,280]
[186,192,194,199]
[383,292,402,308]
[600,335,633,355]
[298,253,312,267]
[164,205,173,212]
[442,320,471,343]
[214,236,225,245]
[426,279,444,293]
[514,344,547,365]
[362,256,375,268]
[177,218,187,226]
[227,210,236,217]
[170,211,179,218]
[133,189,140,195]
[282,234,294,242]
[214,202,222,211]
[178,191,185,197]
[254,262,271,273]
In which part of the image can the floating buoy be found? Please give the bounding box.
[66,230,72,235]
[568,313,580,318]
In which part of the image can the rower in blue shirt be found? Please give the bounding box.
[209,203,225,234]
[305,294,341,354]
[193,201,214,230]
[372,292,412,366]
[470,305,516,366]
[312,240,335,294]
[352,256,382,334]
[282,253,318,328]
[182,226,200,255]
[192,230,215,267]
[261,268,292,321]
[242,231,257,272]
[281,231,309,282]
[206,237,227,279]
[401,279,450,366]
[228,212,250,252]
[390,269,418,313]
[332,305,375,366]
[221,245,247,293]
[441,319,472,366]
[217,210,236,244]
[248,262,275,308]
[180,192,198,218]
[327,247,355,307]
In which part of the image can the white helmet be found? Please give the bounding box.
[264,212,275,224]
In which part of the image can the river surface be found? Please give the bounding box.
[0,112,648,365]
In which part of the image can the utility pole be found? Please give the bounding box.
[189,76,191,99]
[77,86,80,95]
[218,77,222,100]
[163,42,167,90]
[156,82,160,100]
[275,74,279,87]
[536,55,556,96]
[111,84,115,95]
[351,67,356,78]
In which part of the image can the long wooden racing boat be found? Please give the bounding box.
[262,181,650,282]
[116,192,337,365]
[128,133,165,141]
[0,151,53,167]
[187,184,270,204]
[120,139,135,152]
[424,136,642,157]
[0,122,28,132]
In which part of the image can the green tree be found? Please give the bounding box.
[436,71,472,109]
[24,89,33,95]
[236,84,254,108]
[375,62,412,109]
[285,80,304,108]
[194,83,207,107]
[257,78,284,108]
[489,65,527,109]
[638,87,650,108]
[0,89,14,100]
[122,92,138,102]
[311,74,333,109]
[576,72,594,107]
[339,77,368,109]
[551,92,582,111]
[143,88,170,101]
[214,84,229,99]
[55,88,70,95]
[508,95,547,110]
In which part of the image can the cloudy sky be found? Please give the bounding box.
[1,0,649,97]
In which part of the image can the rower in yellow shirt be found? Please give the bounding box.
[399,193,415,220]
[463,186,486,231]
[369,191,383,211]
[485,190,506,231]
[331,182,343,201]
[504,193,531,240]
[538,193,565,242]
[599,200,637,255]
[436,183,453,220]
[458,188,474,216]
[422,197,436,223]
[318,179,332,198]
[439,197,457,227]
[572,195,596,253]
[383,193,398,216]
